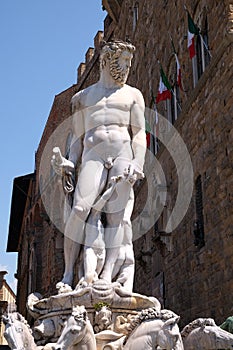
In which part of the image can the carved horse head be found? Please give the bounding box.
[54,305,96,350]
[123,308,184,350]
[182,318,233,349]
[3,312,37,350]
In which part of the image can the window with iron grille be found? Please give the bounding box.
[193,14,211,86]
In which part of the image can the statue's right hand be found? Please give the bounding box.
[51,156,74,176]
[51,147,74,176]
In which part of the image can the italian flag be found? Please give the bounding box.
[187,11,199,59]
[170,36,183,91]
[175,54,183,90]
[156,66,172,103]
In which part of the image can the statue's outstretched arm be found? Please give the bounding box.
[51,92,84,178]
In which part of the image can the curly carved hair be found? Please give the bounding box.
[181,318,216,338]
[100,39,135,70]
[126,308,179,337]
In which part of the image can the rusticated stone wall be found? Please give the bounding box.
[111,0,232,326]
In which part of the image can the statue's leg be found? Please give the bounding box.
[115,243,135,292]
[100,158,132,283]
[62,236,81,285]
[61,158,107,286]
[83,209,105,285]
[111,189,135,291]
[83,246,98,285]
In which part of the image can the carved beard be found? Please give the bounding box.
[109,59,129,85]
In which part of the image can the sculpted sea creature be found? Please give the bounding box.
[181,317,233,349]
[3,312,38,350]
[54,305,96,350]
[4,307,184,350]
[123,308,184,350]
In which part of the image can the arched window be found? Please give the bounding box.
[168,83,181,124]
[196,33,203,79]
[133,2,139,31]
[166,57,182,125]
[28,246,37,294]
[194,175,205,248]
[192,13,211,86]
[34,203,43,227]
[47,239,54,285]
[145,103,158,156]
[202,16,211,68]
[25,217,30,233]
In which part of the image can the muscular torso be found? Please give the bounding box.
[72,83,140,161]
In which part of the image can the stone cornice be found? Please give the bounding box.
[102,0,121,22]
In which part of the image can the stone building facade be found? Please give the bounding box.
[7,0,233,327]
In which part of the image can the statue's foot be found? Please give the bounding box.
[111,281,122,288]
[99,272,111,284]
[56,282,73,294]
[115,276,133,294]
[60,272,73,286]
[75,277,88,292]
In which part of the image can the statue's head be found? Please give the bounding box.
[72,305,87,326]
[100,39,135,85]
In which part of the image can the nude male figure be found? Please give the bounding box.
[81,176,135,291]
[52,40,146,288]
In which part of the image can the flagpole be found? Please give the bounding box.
[158,59,182,112]
[184,4,211,58]
[151,99,159,153]
[169,32,177,54]
[170,87,182,112]
[175,52,188,100]
[169,33,188,99]
[199,33,212,58]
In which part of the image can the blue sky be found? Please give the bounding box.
[0,1,106,292]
